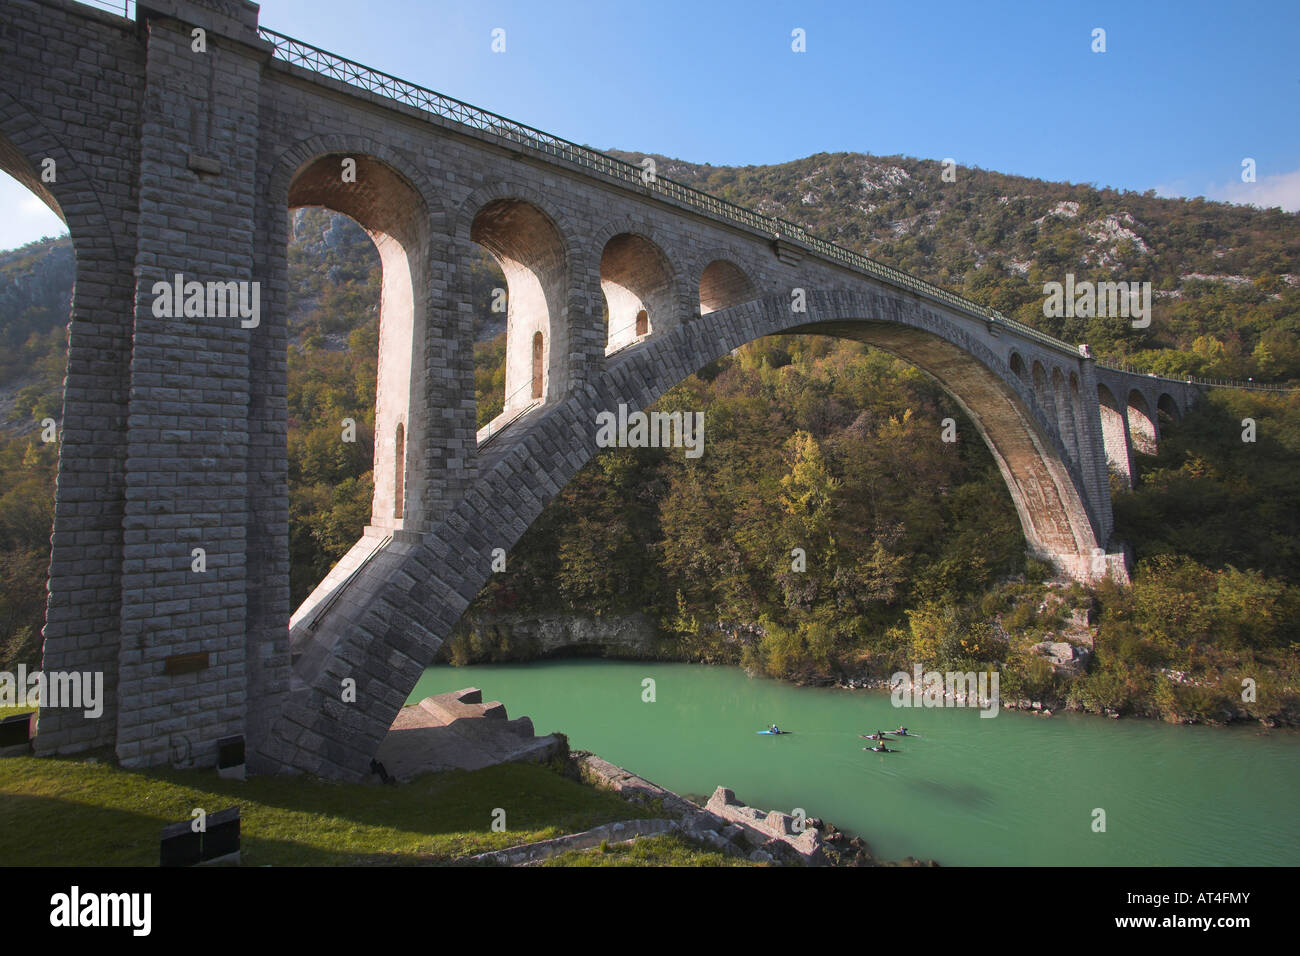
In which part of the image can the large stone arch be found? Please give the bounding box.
[272,288,1117,779]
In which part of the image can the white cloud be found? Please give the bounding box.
[18,193,53,216]
[1204,166,1300,213]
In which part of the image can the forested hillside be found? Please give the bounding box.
[1,149,1297,723]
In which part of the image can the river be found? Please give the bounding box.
[407,659,1299,866]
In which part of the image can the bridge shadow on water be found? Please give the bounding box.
[902,777,998,810]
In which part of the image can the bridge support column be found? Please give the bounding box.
[112,3,274,770]
[1074,356,1116,548]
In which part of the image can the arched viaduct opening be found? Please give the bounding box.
[1052,367,1079,461]
[699,259,757,315]
[284,152,429,606]
[1157,393,1180,430]
[0,128,130,756]
[1097,384,1133,489]
[471,198,566,424]
[0,154,72,679]
[601,232,673,354]
[1127,389,1158,457]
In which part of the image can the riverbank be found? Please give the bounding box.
[571,752,937,867]
[441,606,1300,729]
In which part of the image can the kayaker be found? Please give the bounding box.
[770,724,781,734]
[895,726,908,736]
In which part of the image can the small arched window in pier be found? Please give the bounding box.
[394,422,405,519]
[531,331,544,400]
[635,309,649,337]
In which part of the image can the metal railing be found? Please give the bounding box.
[477,379,541,446]
[256,26,1295,395]
[604,315,651,358]
[306,533,391,633]
[1095,359,1299,392]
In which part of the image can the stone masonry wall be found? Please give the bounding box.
[114,10,265,768]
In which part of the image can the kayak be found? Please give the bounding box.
[860,733,896,741]
[756,730,793,735]
[864,746,900,753]
[891,731,923,738]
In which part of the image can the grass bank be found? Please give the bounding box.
[0,753,661,866]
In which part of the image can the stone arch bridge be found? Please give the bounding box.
[3,0,1205,777]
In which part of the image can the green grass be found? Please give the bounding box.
[542,833,757,867]
[0,755,654,866]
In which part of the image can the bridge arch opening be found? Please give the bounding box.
[471,198,566,420]
[1097,384,1133,489]
[1052,367,1078,461]
[1127,389,1158,456]
[393,422,405,519]
[0,156,74,681]
[531,331,544,400]
[699,259,757,315]
[1009,351,1026,381]
[1031,360,1052,424]
[1157,393,1180,428]
[1069,372,1089,473]
[601,232,673,354]
[287,153,430,543]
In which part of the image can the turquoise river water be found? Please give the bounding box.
[407,659,1299,866]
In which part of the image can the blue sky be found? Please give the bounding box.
[3,0,1298,248]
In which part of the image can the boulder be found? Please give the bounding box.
[1032,640,1091,676]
